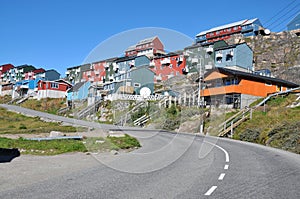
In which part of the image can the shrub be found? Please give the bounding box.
[19,124,27,129]
[239,128,260,143]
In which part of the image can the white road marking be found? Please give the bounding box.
[224,164,229,170]
[204,186,218,196]
[204,141,230,162]
[218,173,226,180]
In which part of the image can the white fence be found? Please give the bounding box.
[105,94,166,101]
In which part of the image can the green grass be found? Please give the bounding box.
[0,107,78,134]
[0,137,87,155]
[233,94,300,154]
[0,95,11,104]
[107,134,141,150]
[84,134,141,152]
[21,98,67,115]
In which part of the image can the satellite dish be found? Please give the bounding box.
[264,29,271,35]
[140,87,151,98]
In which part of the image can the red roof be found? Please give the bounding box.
[0,64,14,73]
[33,68,46,74]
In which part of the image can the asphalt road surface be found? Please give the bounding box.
[0,104,299,199]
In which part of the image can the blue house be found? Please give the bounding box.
[35,69,60,81]
[103,67,154,95]
[12,78,42,98]
[67,81,91,101]
[214,43,253,71]
[287,12,300,31]
[195,18,265,44]
[107,55,151,81]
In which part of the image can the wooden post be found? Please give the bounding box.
[250,108,253,120]
[230,121,233,134]
[184,92,187,106]
[193,94,195,106]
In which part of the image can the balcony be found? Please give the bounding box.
[206,47,213,54]
[113,63,119,71]
[177,56,184,62]
[129,60,135,68]
[109,75,114,82]
[0,67,2,71]
[202,85,241,97]
[227,51,234,56]
[104,63,109,69]
[191,58,198,64]
[161,58,170,65]
[149,60,155,68]
[216,52,223,58]
[182,66,189,74]
[156,75,162,82]
[65,71,70,75]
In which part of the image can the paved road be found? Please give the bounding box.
[0,104,299,198]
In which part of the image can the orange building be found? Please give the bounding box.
[201,68,299,108]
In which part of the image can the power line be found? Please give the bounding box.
[267,3,300,30]
[269,9,300,31]
[264,0,298,26]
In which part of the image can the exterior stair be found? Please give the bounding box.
[75,99,102,119]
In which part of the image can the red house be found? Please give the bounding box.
[37,79,72,100]
[125,36,165,58]
[149,53,186,82]
[82,61,106,83]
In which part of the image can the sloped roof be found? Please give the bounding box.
[205,67,299,87]
[136,36,157,45]
[125,45,136,52]
[68,81,86,92]
[196,18,258,37]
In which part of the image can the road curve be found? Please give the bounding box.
[0,104,299,198]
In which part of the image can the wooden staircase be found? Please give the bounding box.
[217,87,300,137]
[218,108,252,137]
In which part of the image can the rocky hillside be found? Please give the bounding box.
[228,31,300,85]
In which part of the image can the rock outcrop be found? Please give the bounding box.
[227,31,300,85]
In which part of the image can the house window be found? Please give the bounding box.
[265,82,272,86]
[231,78,238,85]
[216,57,222,63]
[134,83,141,88]
[226,54,233,61]
[50,83,58,88]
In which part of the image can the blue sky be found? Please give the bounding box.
[0,0,299,76]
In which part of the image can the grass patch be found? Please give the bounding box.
[107,134,141,150]
[0,95,11,104]
[0,107,78,134]
[234,94,300,154]
[84,134,141,153]
[21,98,67,115]
[0,137,87,155]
